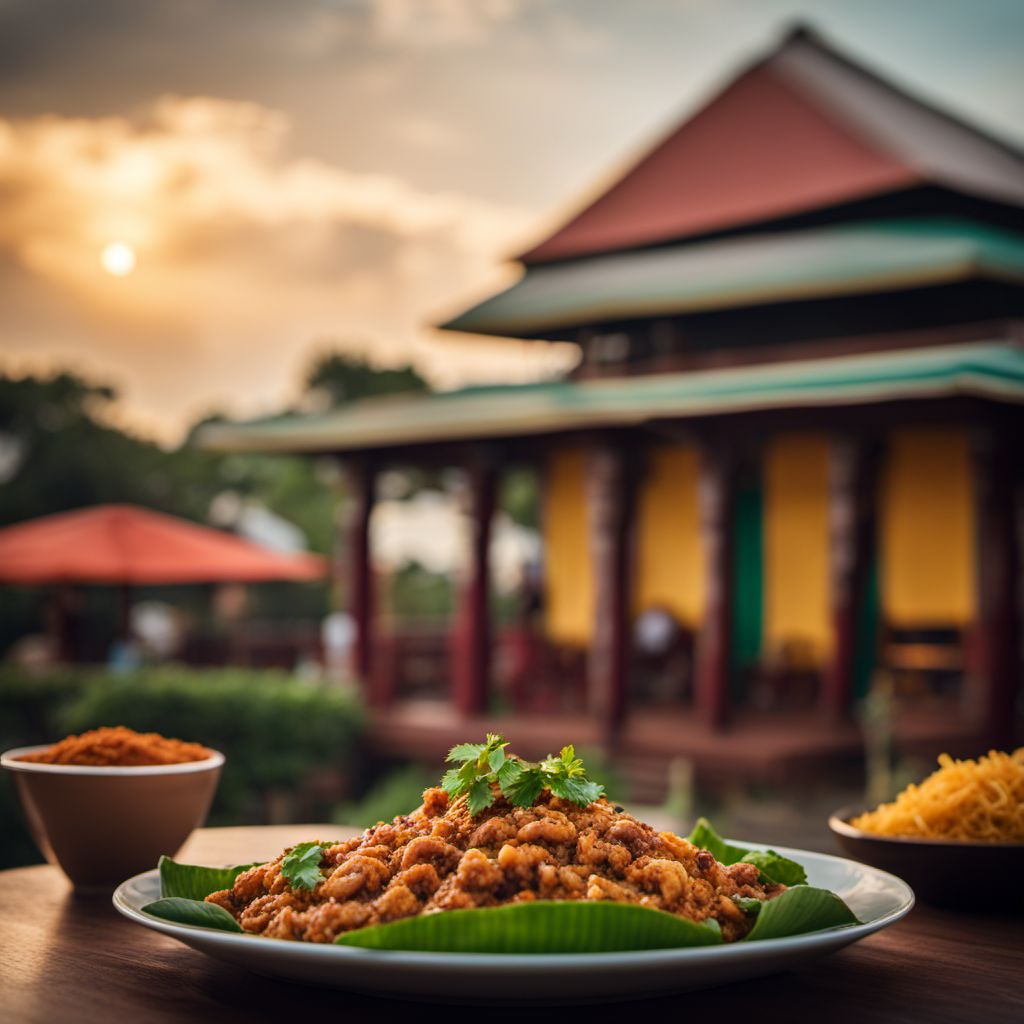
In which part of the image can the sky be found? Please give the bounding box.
[1,0,1022,443]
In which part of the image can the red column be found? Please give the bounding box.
[340,458,379,701]
[970,427,1021,749]
[694,442,734,731]
[822,437,879,717]
[452,457,496,717]
[586,442,635,740]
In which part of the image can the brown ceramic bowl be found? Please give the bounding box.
[829,805,1024,911]
[2,743,224,890]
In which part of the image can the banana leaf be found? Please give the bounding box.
[333,886,858,952]
[687,818,807,886]
[141,897,242,933]
[158,855,259,900]
[335,901,722,953]
[744,885,857,940]
[141,857,256,934]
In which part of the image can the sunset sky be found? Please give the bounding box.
[1,0,1022,443]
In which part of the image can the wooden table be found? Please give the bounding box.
[1,825,1021,1022]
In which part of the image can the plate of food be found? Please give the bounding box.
[114,736,913,1002]
[830,747,1024,910]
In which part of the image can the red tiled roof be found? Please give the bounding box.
[519,28,1024,264]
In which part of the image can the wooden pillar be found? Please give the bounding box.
[339,458,379,700]
[970,427,1021,748]
[822,437,879,717]
[452,455,496,717]
[586,441,635,740]
[694,442,735,731]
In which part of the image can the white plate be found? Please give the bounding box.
[112,841,913,1002]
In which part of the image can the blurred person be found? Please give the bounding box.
[322,609,356,685]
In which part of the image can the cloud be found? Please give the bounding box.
[370,0,524,46]
[0,95,576,442]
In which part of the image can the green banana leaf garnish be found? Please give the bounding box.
[687,817,749,864]
[687,818,808,886]
[336,901,721,953]
[142,856,259,933]
[334,885,857,952]
[158,855,258,900]
[141,897,242,933]
[743,885,858,940]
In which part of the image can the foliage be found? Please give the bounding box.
[0,666,90,747]
[499,467,540,530]
[687,817,808,886]
[0,666,364,868]
[441,735,604,815]
[281,841,336,890]
[0,372,194,527]
[0,371,338,653]
[333,763,435,828]
[303,352,428,407]
[336,901,722,952]
[141,897,242,933]
[159,854,258,901]
[0,356,435,654]
[386,561,455,619]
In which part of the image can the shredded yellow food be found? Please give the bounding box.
[852,748,1024,842]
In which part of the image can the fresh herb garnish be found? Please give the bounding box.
[281,840,334,890]
[441,735,604,815]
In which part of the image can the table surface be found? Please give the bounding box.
[1,825,1021,1023]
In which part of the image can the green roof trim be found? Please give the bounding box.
[440,219,1024,338]
[198,341,1024,455]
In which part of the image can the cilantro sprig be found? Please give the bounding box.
[441,734,604,816]
[281,840,336,890]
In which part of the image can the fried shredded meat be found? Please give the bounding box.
[206,789,784,943]
[20,726,211,766]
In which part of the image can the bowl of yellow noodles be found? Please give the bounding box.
[829,749,1024,909]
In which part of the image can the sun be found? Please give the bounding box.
[100,242,136,277]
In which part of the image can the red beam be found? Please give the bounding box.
[452,458,496,717]
[822,437,878,717]
[339,459,378,700]
[969,428,1021,748]
[586,442,635,740]
[694,443,735,731]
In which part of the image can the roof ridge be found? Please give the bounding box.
[774,24,1024,165]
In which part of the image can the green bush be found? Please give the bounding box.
[0,666,92,749]
[0,666,364,868]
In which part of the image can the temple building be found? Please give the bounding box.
[203,26,1024,786]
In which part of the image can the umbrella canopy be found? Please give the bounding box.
[0,504,326,585]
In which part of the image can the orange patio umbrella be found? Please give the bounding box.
[0,504,326,585]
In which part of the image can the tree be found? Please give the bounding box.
[0,355,439,655]
[304,352,428,408]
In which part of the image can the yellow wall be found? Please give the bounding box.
[763,434,831,664]
[880,428,976,626]
[633,445,704,626]
[543,447,593,645]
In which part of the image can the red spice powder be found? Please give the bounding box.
[21,726,212,766]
